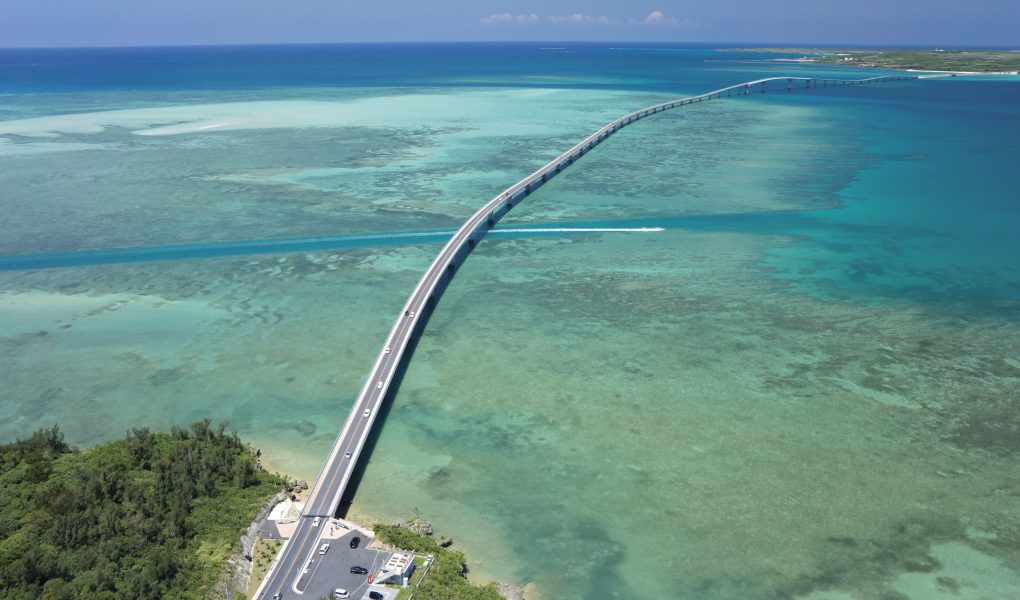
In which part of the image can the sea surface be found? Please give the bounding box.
[1,43,1019,599]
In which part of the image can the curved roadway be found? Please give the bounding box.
[254,73,917,599]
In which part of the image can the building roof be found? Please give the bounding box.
[383,553,412,573]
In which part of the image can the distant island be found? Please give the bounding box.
[723,47,1020,73]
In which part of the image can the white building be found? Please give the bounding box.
[374,553,415,586]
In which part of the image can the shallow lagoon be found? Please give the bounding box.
[1,45,1018,599]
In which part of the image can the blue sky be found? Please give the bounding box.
[2,1,1017,48]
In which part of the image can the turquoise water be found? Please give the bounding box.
[1,44,1018,599]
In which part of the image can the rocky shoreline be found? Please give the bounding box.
[496,582,526,600]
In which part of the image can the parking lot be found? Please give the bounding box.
[292,527,396,600]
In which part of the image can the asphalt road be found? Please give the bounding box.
[257,147,518,599]
[256,201,476,598]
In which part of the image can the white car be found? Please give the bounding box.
[363,409,370,418]
[384,346,391,354]
[318,543,329,555]
[344,452,352,459]
[409,311,415,317]
[376,381,383,389]
[312,517,320,527]
[334,590,350,600]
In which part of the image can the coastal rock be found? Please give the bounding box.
[438,537,453,547]
[400,516,433,535]
[298,480,308,490]
[496,582,526,600]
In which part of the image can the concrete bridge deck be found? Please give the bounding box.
[254,73,917,598]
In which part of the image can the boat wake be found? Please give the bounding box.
[0,227,664,271]
[492,227,664,234]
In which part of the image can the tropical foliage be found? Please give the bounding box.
[0,421,282,599]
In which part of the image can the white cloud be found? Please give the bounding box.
[481,10,685,28]
[480,13,539,26]
[633,10,680,27]
[547,13,620,25]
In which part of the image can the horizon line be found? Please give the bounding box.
[3,40,1019,51]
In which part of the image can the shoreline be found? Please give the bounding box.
[346,503,536,598]
[252,449,313,503]
[255,450,532,594]
[724,47,1020,73]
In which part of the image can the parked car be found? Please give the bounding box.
[350,565,368,575]
[333,589,349,599]
[318,543,329,555]
[350,536,361,549]
[369,591,384,600]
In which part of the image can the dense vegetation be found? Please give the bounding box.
[0,421,283,599]
[724,48,1020,72]
[374,525,502,600]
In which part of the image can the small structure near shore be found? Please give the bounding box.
[374,552,415,586]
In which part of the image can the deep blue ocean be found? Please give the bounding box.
[0,43,879,92]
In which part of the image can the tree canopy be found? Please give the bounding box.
[0,420,282,599]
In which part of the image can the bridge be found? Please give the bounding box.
[253,73,917,598]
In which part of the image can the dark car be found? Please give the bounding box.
[350,566,368,575]
[368,592,384,600]
[349,536,361,549]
